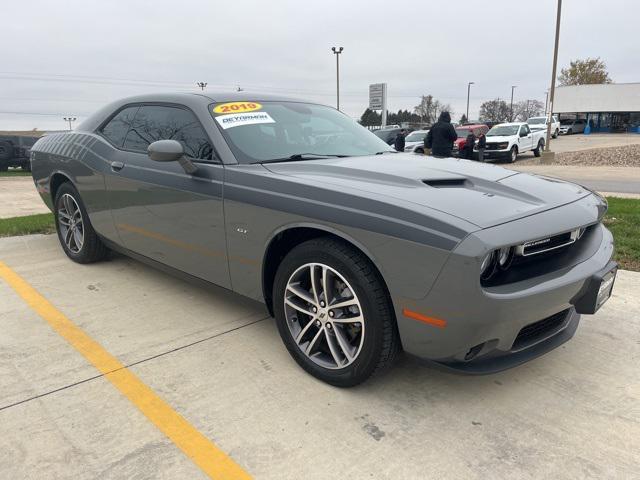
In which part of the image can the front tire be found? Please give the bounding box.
[273,237,399,387]
[553,129,559,138]
[509,146,518,163]
[54,182,108,264]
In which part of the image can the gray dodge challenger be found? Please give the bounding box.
[30,93,617,386]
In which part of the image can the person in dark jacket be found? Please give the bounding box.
[424,111,457,157]
[463,131,476,159]
[477,132,487,162]
[394,129,407,152]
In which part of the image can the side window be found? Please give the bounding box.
[523,125,530,135]
[100,106,140,147]
[123,105,213,160]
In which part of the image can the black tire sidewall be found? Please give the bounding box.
[273,240,392,387]
[510,147,517,163]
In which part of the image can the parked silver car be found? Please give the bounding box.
[559,118,587,135]
[403,129,429,153]
[30,93,617,386]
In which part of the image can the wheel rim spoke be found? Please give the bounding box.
[287,284,316,307]
[333,325,354,362]
[305,328,323,355]
[285,298,314,317]
[309,265,320,305]
[284,262,365,370]
[295,316,317,343]
[324,330,344,367]
[58,194,84,253]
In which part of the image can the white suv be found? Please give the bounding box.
[527,115,560,138]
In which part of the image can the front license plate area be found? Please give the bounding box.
[573,263,617,314]
[595,270,616,311]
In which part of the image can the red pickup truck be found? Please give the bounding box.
[452,124,489,158]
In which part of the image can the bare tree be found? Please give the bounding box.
[413,95,453,124]
[479,99,510,123]
[513,100,545,121]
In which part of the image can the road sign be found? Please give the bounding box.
[369,83,386,110]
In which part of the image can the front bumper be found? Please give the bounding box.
[393,197,615,374]
[481,148,511,159]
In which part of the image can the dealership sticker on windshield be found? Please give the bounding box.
[213,102,262,114]
[215,111,275,129]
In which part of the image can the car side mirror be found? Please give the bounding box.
[147,140,197,174]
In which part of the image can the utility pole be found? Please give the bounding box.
[63,116,76,131]
[196,82,207,91]
[331,47,344,110]
[466,82,474,123]
[510,85,517,121]
[545,0,562,152]
[544,90,550,115]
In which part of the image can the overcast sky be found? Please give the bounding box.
[1,0,639,131]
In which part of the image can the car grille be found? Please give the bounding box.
[512,309,570,350]
[486,143,501,150]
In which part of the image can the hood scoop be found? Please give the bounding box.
[423,178,470,188]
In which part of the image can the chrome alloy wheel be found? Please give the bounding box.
[284,263,365,369]
[57,193,84,253]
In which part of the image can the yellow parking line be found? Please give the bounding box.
[0,261,251,480]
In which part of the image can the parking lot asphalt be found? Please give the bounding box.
[1,234,639,479]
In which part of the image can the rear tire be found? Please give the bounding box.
[273,237,399,387]
[509,146,518,163]
[54,182,108,264]
[553,129,559,139]
[533,141,544,157]
[415,148,424,154]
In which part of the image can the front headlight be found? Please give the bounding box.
[497,142,509,149]
[480,251,497,280]
[481,246,515,281]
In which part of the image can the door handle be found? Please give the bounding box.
[111,161,124,172]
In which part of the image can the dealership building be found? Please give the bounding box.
[553,83,640,133]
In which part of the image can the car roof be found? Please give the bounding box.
[494,122,526,126]
[77,91,321,132]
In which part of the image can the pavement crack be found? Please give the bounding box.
[0,316,270,412]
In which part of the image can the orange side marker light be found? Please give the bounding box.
[403,308,447,329]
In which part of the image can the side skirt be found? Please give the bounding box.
[99,236,269,314]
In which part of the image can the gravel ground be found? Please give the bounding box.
[518,144,640,167]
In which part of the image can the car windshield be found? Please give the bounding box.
[405,131,427,142]
[560,119,574,125]
[487,125,519,136]
[527,118,546,125]
[455,129,470,137]
[211,101,394,163]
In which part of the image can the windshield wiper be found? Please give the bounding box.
[376,150,397,154]
[253,153,348,164]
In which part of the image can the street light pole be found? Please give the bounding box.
[466,82,474,123]
[545,0,562,152]
[331,47,343,110]
[63,116,76,131]
[196,82,207,91]
[510,85,517,121]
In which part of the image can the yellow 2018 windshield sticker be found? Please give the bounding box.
[213,102,262,114]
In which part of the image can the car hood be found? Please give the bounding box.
[405,140,422,147]
[484,135,515,142]
[263,154,592,229]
